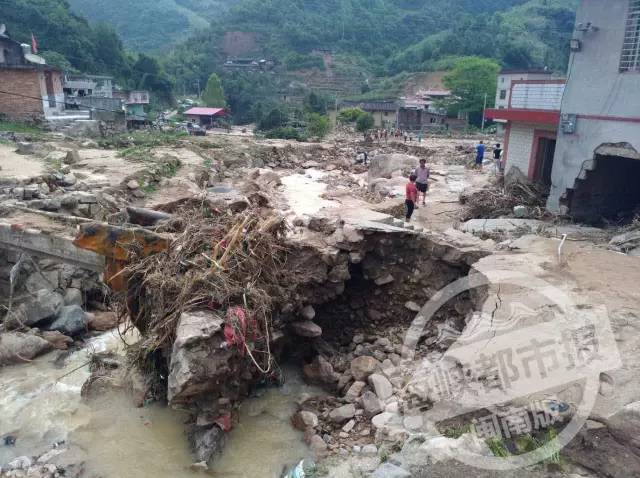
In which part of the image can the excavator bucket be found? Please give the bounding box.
[73,222,170,291]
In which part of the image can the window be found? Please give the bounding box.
[621,0,640,72]
[499,89,507,100]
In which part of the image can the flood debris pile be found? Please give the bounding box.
[106,204,339,464]
[459,176,548,221]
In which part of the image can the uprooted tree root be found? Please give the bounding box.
[459,180,549,221]
[113,204,293,372]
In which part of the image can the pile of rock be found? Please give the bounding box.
[0,152,112,220]
[0,443,84,478]
[0,251,114,366]
[296,334,419,459]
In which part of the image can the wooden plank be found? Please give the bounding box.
[0,222,104,272]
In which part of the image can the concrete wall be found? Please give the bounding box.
[548,0,640,211]
[40,70,65,118]
[0,68,44,120]
[505,122,557,175]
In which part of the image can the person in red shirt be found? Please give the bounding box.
[405,174,418,221]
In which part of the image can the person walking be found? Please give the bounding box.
[405,174,418,222]
[475,140,486,170]
[414,159,430,206]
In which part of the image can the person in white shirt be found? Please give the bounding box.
[414,159,430,206]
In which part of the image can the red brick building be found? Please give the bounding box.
[0,31,65,121]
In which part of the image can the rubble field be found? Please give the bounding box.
[1,129,639,478]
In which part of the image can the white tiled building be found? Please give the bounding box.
[493,70,557,135]
[486,79,565,184]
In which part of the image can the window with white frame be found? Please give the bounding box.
[620,0,640,72]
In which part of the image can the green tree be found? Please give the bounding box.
[258,106,288,131]
[304,92,329,115]
[306,113,331,139]
[202,73,227,107]
[442,56,500,125]
[356,112,375,132]
[338,107,365,124]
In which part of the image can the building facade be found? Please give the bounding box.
[0,32,64,121]
[548,0,640,220]
[485,78,565,185]
[494,70,556,135]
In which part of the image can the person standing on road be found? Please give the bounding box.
[414,159,430,206]
[493,143,503,173]
[405,174,418,222]
[475,140,486,170]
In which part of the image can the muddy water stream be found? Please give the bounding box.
[0,330,318,477]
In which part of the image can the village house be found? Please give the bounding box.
[493,69,556,135]
[63,74,114,98]
[548,0,640,220]
[486,0,640,221]
[336,100,399,129]
[184,107,226,127]
[397,96,447,132]
[0,26,65,121]
[113,89,151,126]
[484,76,566,186]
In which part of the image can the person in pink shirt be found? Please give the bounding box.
[405,174,418,221]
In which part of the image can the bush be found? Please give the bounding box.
[338,107,366,124]
[356,112,375,132]
[264,127,307,141]
[306,113,331,139]
[257,107,288,131]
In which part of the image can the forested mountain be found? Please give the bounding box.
[161,0,578,94]
[0,0,130,77]
[1,0,174,105]
[67,0,239,52]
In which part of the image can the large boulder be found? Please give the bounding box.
[167,310,228,404]
[292,411,319,431]
[290,320,322,338]
[368,373,394,400]
[0,332,52,366]
[189,425,227,464]
[87,311,119,332]
[361,390,384,417]
[303,355,338,388]
[7,290,64,329]
[46,305,87,336]
[368,153,419,182]
[350,356,381,381]
[329,404,356,423]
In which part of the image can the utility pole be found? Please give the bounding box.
[481,93,488,132]
[195,79,201,98]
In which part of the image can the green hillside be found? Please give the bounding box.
[67,0,239,52]
[163,0,578,91]
[0,0,130,77]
